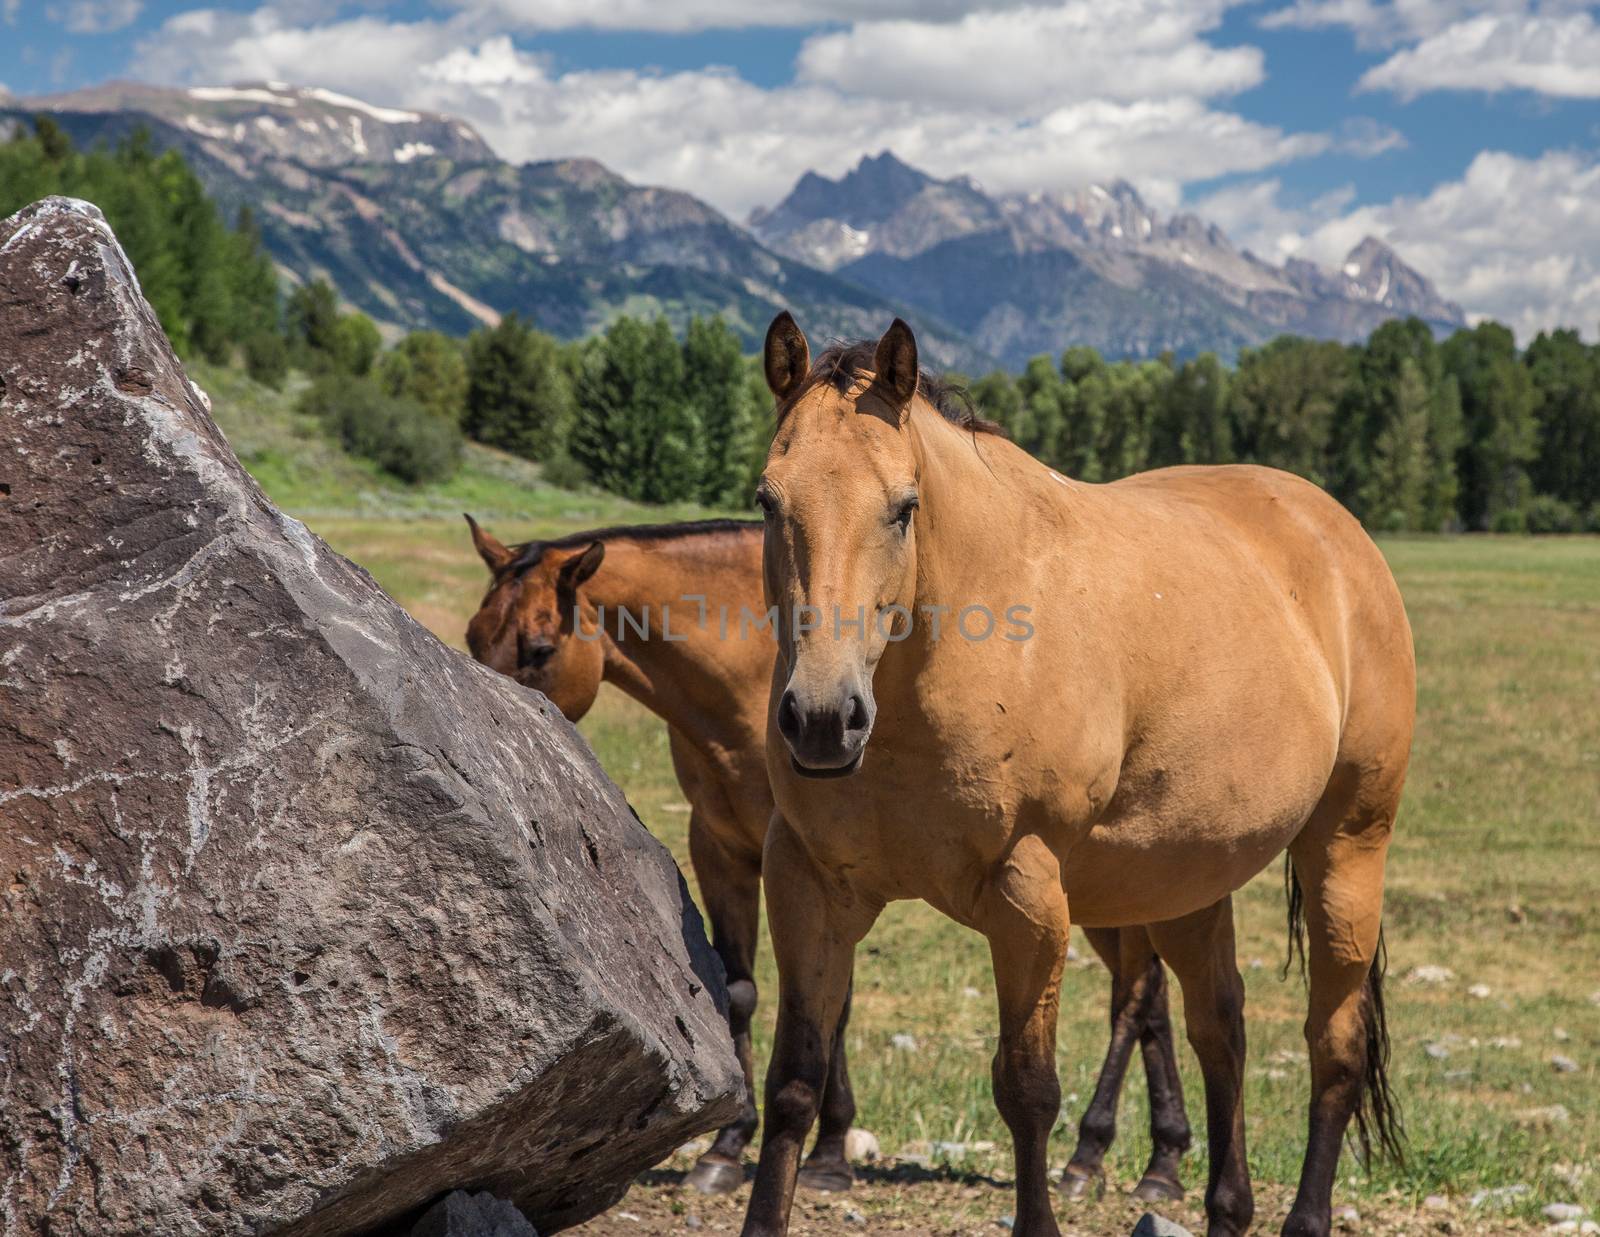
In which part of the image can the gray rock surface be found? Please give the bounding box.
[408,1191,538,1237]
[1131,1214,1195,1237]
[0,197,742,1236]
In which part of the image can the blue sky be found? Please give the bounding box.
[4,1,1600,336]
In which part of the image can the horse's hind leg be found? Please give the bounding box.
[1132,929,1192,1201]
[684,811,764,1195]
[1282,773,1402,1237]
[1146,898,1253,1237]
[797,980,857,1191]
[1061,927,1191,1202]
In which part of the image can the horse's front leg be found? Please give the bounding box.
[981,834,1069,1237]
[741,817,879,1237]
[797,977,857,1191]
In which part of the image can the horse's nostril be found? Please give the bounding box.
[777,690,802,741]
[845,694,869,732]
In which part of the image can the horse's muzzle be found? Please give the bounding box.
[776,684,872,775]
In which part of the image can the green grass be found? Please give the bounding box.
[209,363,1599,1225]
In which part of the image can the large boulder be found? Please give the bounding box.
[0,198,743,1235]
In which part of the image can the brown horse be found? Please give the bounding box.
[463,514,1195,1201]
[743,313,1414,1237]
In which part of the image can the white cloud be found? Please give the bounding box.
[3,0,19,26]
[440,0,1043,34]
[795,1,1263,110]
[1193,151,1600,340]
[1258,0,1588,46]
[47,0,142,34]
[1359,11,1600,98]
[132,4,1326,217]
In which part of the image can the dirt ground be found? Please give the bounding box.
[567,1147,1544,1236]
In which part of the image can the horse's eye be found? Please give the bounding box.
[893,496,918,533]
[754,486,775,516]
[519,640,557,670]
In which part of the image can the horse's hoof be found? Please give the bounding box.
[1058,1167,1104,1200]
[1131,1173,1185,1203]
[797,1159,855,1192]
[685,1156,744,1195]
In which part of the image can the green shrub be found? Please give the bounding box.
[300,377,461,485]
[1489,506,1528,534]
[1523,494,1579,534]
[539,446,590,491]
[243,330,289,390]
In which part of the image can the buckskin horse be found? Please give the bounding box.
[463,513,1195,1200]
[742,313,1413,1237]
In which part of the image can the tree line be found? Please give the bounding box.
[5,117,1595,531]
[968,320,1600,532]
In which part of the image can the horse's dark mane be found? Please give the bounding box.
[786,339,1004,436]
[506,517,760,575]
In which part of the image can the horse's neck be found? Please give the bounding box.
[908,407,1064,610]
[590,534,766,744]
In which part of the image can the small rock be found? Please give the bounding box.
[1423,1195,1450,1211]
[1490,1036,1522,1049]
[1443,1069,1473,1082]
[1467,984,1491,999]
[844,1210,866,1224]
[1470,1184,1530,1209]
[932,1141,970,1160]
[684,1215,702,1230]
[1545,1204,1588,1222]
[1550,1222,1579,1234]
[962,986,982,999]
[1249,957,1265,970]
[1517,1104,1572,1127]
[1588,990,1600,1007]
[1066,945,1081,963]
[1507,903,1526,924]
[1551,1054,1579,1073]
[1554,1027,1572,1042]
[996,1216,1015,1231]
[844,1128,880,1162]
[1425,1042,1452,1061]
[1406,964,1456,986]
[1132,1214,1196,1237]
[891,1033,920,1052]
[409,1191,539,1237]
[1581,1222,1599,1235]
[1333,1203,1360,1230]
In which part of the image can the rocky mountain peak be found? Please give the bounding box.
[1338,235,1463,320]
[20,80,495,169]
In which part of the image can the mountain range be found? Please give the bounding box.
[750,152,1464,366]
[4,83,1465,370]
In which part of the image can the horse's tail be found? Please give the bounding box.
[1282,856,1405,1167]
[1353,928,1405,1166]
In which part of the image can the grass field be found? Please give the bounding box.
[209,367,1599,1235]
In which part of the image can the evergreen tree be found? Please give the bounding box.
[378,331,469,422]
[1526,329,1600,512]
[570,316,702,503]
[1157,353,1232,467]
[1441,322,1538,530]
[462,314,573,459]
[1229,337,1350,487]
[683,315,763,505]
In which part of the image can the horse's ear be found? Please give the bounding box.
[874,317,919,418]
[764,311,810,402]
[465,513,513,573]
[557,541,605,596]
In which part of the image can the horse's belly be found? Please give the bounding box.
[1060,767,1328,926]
